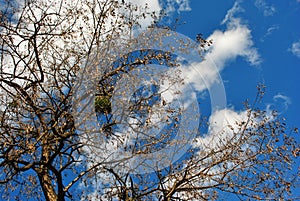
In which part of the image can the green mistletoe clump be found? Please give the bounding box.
[94,95,112,114]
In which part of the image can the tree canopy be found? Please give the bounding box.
[0,0,299,200]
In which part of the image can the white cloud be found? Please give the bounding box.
[260,25,279,41]
[214,1,261,66]
[273,94,291,105]
[193,108,253,151]
[208,18,261,67]
[128,0,160,10]
[255,0,276,16]
[266,93,291,115]
[189,107,272,198]
[181,1,261,93]
[288,40,300,58]
[177,0,191,11]
[127,0,161,28]
[208,109,247,135]
[164,0,191,14]
[221,0,244,25]
[266,25,279,35]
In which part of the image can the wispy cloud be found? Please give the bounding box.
[260,25,279,42]
[265,25,279,36]
[288,39,300,58]
[266,94,292,115]
[255,0,276,16]
[221,0,244,25]
[273,94,291,106]
[164,0,191,13]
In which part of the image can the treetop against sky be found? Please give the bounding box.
[0,0,299,200]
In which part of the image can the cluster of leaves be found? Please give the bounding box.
[95,95,112,114]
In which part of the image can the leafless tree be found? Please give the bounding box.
[0,0,156,200]
[0,0,299,201]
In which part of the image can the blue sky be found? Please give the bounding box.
[1,0,299,199]
[105,0,300,198]
[129,0,300,198]
[164,1,300,198]
[166,0,300,128]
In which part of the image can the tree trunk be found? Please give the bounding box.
[37,168,58,201]
[35,141,65,201]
